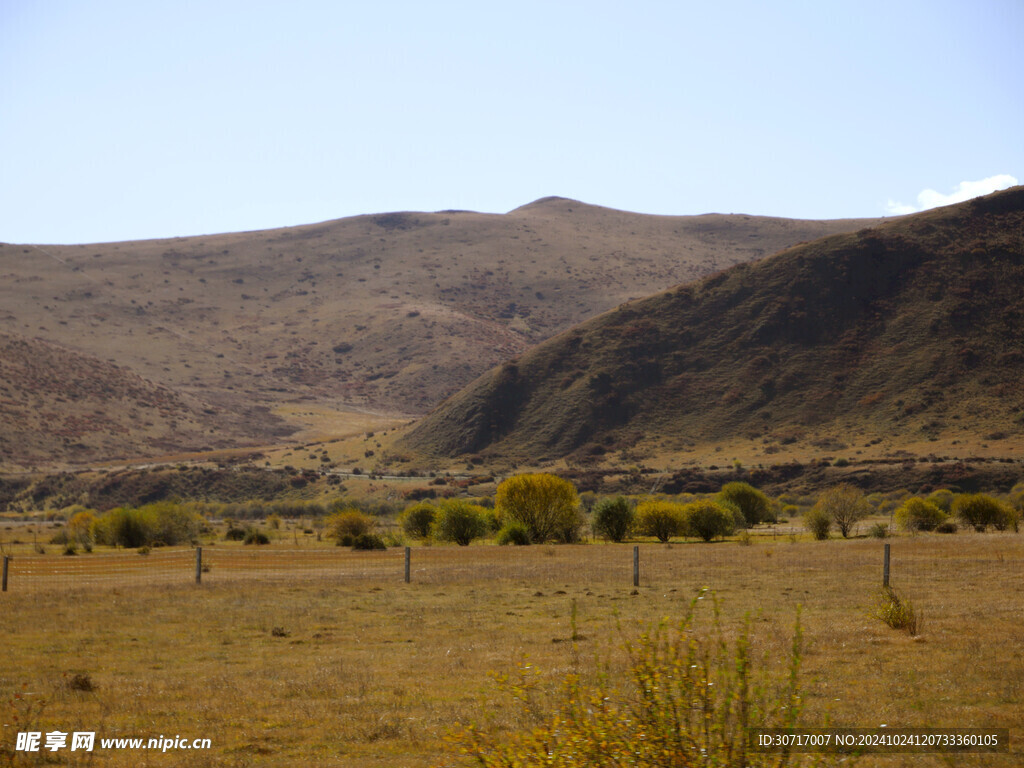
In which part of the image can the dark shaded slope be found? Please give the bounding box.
[401,188,1024,460]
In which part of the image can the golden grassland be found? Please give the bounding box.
[1,533,1022,767]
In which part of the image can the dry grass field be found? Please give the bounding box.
[2,533,1021,767]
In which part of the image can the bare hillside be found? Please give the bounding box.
[0,198,877,467]
[401,188,1024,464]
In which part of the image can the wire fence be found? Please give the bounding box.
[2,534,1021,598]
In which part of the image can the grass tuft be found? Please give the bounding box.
[875,585,919,635]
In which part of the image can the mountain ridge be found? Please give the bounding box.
[399,187,1024,463]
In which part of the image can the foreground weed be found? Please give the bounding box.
[449,589,831,767]
[874,586,919,636]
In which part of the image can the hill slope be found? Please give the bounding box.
[0,333,289,468]
[1,200,875,420]
[401,188,1024,462]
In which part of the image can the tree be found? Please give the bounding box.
[803,507,831,540]
[635,500,685,543]
[326,509,375,544]
[400,502,436,539]
[717,482,771,527]
[495,474,580,543]
[953,494,1014,531]
[894,497,946,532]
[592,496,634,542]
[683,500,736,542]
[433,499,488,546]
[68,509,97,549]
[814,484,870,538]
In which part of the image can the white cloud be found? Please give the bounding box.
[886,174,1018,215]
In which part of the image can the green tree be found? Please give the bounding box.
[803,507,831,540]
[814,484,870,538]
[717,482,771,527]
[592,496,635,542]
[894,497,946,532]
[635,500,685,543]
[495,474,580,543]
[400,502,436,539]
[954,494,1014,531]
[433,499,488,546]
[325,509,375,543]
[683,500,736,542]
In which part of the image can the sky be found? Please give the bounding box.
[1,0,1021,244]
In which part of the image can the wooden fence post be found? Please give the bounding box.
[883,543,890,587]
[195,547,202,585]
[633,545,639,588]
[2,556,8,592]
[404,546,411,584]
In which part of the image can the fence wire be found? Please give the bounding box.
[2,534,1021,597]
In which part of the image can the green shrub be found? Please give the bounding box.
[495,473,580,543]
[351,533,387,550]
[400,502,436,539]
[875,586,918,635]
[635,500,685,542]
[717,482,771,527]
[953,494,1011,531]
[894,497,946,532]
[496,522,531,546]
[926,488,955,512]
[682,500,736,542]
[93,503,201,548]
[591,497,635,542]
[433,500,488,546]
[225,526,247,541]
[452,590,807,767]
[868,522,889,539]
[803,507,831,540]
[935,520,959,534]
[993,504,1020,532]
[243,530,270,545]
[326,509,375,542]
[814,484,870,538]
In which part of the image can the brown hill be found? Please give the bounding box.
[0,333,288,469]
[0,200,875,467]
[400,188,1024,463]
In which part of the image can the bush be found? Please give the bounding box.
[496,522,531,546]
[555,507,588,543]
[351,533,387,550]
[868,522,889,539]
[93,503,201,548]
[452,590,807,767]
[400,502,436,539]
[495,474,580,544]
[68,509,96,548]
[875,586,918,635]
[926,488,955,512]
[894,497,946,532]
[814,484,870,538]
[994,506,1020,532]
[326,509,375,543]
[803,507,831,540]
[243,530,270,545]
[717,482,771,526]
[433,500,488,546]
[635,500,685,542]
[683,500,736,542]
[953,494,1011,531]
[225,526,247,541]
[591,497,634,542]
[935,520,959,534]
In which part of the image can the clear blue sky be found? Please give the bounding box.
[2,0,1021,244]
